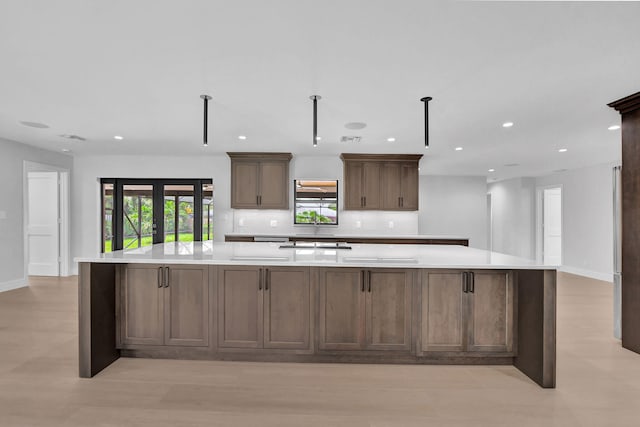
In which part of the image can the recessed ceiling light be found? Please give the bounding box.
[608,125,621,131]
[345,122,367,130]
[387,137,396,142]
[488,168,495,172]
[61,148,70,153]
[238,135,247,140]
[558,148,568,153]
[113,135,124,140]
[20,121,49,129]
[502,122,514,128]
[455,147,463,151]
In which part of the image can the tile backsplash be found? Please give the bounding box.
[232,209,419,235]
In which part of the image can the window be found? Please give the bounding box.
[294,180,338,225]
[100,178,213,253]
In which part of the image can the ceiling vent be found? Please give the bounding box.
[340,136,362,143]
[59,134,86,141]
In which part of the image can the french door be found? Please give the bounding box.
[101,178,213,252]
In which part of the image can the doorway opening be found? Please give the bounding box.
[537,186,563,265]
[101,178,213,253]
[24,162,70,277]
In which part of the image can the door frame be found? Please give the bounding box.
[535,184,563,265]
[23,161,70,277]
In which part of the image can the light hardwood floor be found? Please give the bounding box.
[0,273,638,426]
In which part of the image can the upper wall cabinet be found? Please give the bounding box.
[228,152,292,209]
[340,154,422,211]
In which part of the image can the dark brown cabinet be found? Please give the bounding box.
[119,264,209,348]
[420,270,514,355]
[217,266,311,351]
[318,268,413,351]
[341,154,422,211]
[609,92,640,354]
[228,152,292,209]
[381,162,419,210]
[343,160,381,209]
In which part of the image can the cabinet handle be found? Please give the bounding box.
[258,268,263,290]
[469,272,475,293]
[256,195,260,205]
[363,196,366,207]
[157,267,163,288]
[164,267,170,288]
[361,270,365,292]
[259,195,262,205]
[265,268,270,291]
[462,272,468,293]
[367,270,372,292]
[400,196,404,207]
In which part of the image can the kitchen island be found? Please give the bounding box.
[77,241,556,388]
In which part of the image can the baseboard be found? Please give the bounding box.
[0,277,28,293]
[558,266,613,283]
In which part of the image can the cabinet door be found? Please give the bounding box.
[365,270,412,351]
[121,264,164,346]
[361,162,381,209]
[263,267,311,350]
[258,161,288,209]
[218,266,263,348]
[400,162,419,210]
[381,163,402,210]
[420,271,465,353]
[231,161,260,208]
[343,161,364,209]
[466,271,514,353]
[164,265,209,347]
[318,268,366,350]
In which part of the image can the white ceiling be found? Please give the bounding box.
[1,0,638,180]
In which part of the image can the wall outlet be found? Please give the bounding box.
[270,220,278,227]
[388,221,394,229]
[238,218,245,227]
[355,220,362,228]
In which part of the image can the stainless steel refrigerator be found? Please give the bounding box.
[613,165,622,339]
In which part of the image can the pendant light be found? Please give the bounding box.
[310,95,321,147]
[200,94,212,146]
[420,96,432,148]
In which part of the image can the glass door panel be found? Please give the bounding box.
[164,185,195,242]
[102,182,114,252]
[202,183,214,241]
[122,184,154,249]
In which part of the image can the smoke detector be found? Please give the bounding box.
[340,136,362,143]
[345,122,367,130]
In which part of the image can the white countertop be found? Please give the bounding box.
[76,241,555,270]
[226,233,468,240]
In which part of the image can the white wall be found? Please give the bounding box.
[488,177,536,259]
[488,164,615,281]
[0,138,73,291]
[536,163,614,281]
[418,175,488,249]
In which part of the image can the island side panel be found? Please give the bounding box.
[513,269,556,388]
[79,262,120,378]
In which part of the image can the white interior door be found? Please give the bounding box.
[27,171,60,276]
[543,187,562,265]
